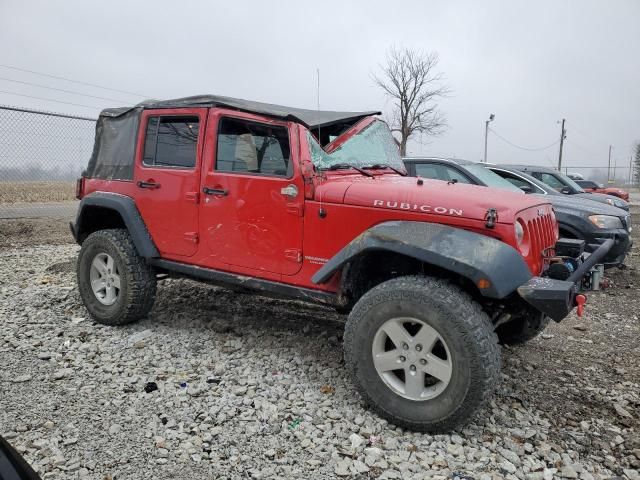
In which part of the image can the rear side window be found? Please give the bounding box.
[538,172,565,191]
[414,163,472,184]
[142,116,200,168]
[216,117,290,176]
[494,170,544,193]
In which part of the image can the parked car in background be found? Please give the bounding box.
[567,173,584,180]
[487,166,632,267]
[402,157,524,193]
[402,158,632,267]
[502,165,630,211]
[575,180,629,201]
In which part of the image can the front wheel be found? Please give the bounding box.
[343,275,501,432]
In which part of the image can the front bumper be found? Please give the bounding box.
[517,238,614,322]
[586,229,632,266]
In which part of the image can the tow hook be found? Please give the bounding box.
[575,294,587,317]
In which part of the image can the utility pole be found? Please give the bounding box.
[483,114,495,163]
[557,118,566,171]
[629,155,633,185]
[607,145,612,183]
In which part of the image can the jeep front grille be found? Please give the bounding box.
[523,208,557,274]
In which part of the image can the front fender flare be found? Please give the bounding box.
[311,221,532,299]
[73,192,159,258]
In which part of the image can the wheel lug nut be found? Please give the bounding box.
[410,365,416,372]
[402,343,409,350]
[399,356,406,362]
[420,359,427,365]
[415,344,422,352]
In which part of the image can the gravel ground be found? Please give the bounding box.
[0,220,638,479]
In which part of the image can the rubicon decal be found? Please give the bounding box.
[373,200,463,216]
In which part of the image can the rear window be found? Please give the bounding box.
[142,116,200,168]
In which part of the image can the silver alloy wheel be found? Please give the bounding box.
[89,253,121,306]
[372,317,453,401]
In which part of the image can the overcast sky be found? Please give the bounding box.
[1,0,638,177]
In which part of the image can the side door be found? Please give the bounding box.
[199,110,304,277]
[133,108,207,258]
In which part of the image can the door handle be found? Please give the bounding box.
[137,181,161,189]
[202,187,228,196]
[280,184,298,199]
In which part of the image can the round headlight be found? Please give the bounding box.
[515,221,525,245]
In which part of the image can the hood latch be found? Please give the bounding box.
[485,208,498,229]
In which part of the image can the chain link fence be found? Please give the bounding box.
[0,105,96,219]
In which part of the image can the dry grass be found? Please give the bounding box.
[0,181,76,204]
[0,218,74,248]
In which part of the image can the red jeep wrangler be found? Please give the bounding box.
[72,95,611,432]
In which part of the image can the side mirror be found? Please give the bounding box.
[0,436,41,479]
[519,185,533,194]
[560,186,572,194]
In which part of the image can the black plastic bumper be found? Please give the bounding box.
[517,238,614,322]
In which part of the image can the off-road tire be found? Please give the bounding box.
[344,275,501,433]
[496,312,550,345]
[77,229,156,325]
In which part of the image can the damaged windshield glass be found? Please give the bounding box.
[308,120,404,172]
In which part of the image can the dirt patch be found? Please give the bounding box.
[0,218,74,248]
[0,181,75,204]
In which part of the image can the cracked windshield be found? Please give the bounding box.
[308,120,405,171]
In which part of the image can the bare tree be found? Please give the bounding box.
[373,47,449,156]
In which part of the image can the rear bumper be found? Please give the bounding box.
[517,238,614,322]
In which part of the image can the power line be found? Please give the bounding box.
[0,89,100,110]
[488,127,559,152]
[0,64,148,98]
[0,76,130,104]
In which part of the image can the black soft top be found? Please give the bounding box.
[86,95,379,180]
[101,95,380,130]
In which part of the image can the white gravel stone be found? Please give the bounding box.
[1,243,638,479]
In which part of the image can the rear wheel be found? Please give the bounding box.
[77,229,156,325]
[344,275,501,432]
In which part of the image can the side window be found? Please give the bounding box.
[216,117,290,176]
[414,163,444,180]
[414,163,471,183]
[142,116,200,168]
[539,173,565,191]
[443,166,472,184]
[496,171,543,193]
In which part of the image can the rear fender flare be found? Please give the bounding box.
[311,221,532,299]
[73,192,159,258]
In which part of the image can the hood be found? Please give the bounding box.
[316,175,550,224]
[539,193,626,217]
[574,192,629,209]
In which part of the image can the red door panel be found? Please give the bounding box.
[133,108,207,258]
[199,109,304,277]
